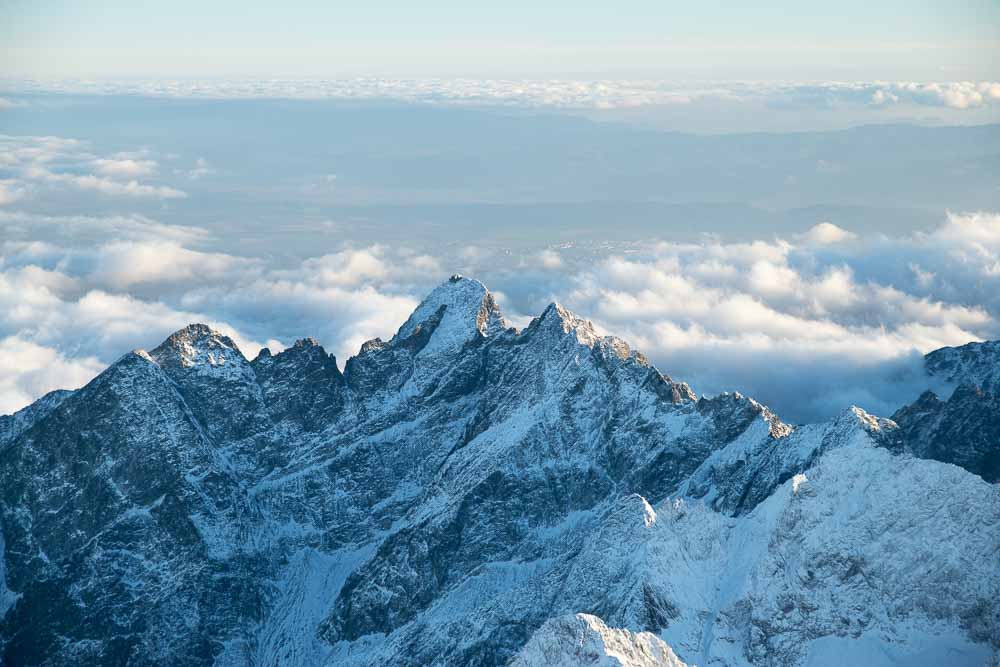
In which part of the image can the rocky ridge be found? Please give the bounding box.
[0,276,997,666]
[892,339,1000,482]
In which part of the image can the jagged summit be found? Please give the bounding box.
[532,301,612,349]
[149,322,245,371]
[133,279,664,388]
[154,322,232,346]
[527,301,665,374]
[255,338,331,366]
[536,301,595,335]
[253,336,337,369]
[257,337,333,364]
[838,404,892,431]
[4,278,998,667]
[392,275,506,353]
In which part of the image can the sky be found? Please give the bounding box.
[2,1,998,79]
[1,2,999,422]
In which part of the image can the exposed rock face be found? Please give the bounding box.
[925,339,1000,393]
[1,276,997,667]
[891,339,1000,483]
[0,389,71,446]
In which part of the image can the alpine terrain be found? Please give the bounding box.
[1,276,997,667]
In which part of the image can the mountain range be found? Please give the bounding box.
[1,276,997,666]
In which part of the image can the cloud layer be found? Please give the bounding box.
[0,135,186,205]
[544,214,997,421]
[2,200,999,421]
[2,123,998,421]
[6,79,1000,112]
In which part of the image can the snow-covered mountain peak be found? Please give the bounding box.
[3,276,999,667]
[392,275,506,355]
[150,322,247,372]
[530,301,646,366]
[842,404,886,429]
[535,301,598,343]
[830,405,898,443]
[157,322,227,343]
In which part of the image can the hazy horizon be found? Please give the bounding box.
[2,90,999,421]
[2,2,999,423]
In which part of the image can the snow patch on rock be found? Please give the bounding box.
[512,613,691,667]
[791,473,808,494]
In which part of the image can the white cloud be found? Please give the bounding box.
[3,204,1000,424]
[1,135,186,200]
[92,157,157,177]
[24,165,187,199]
[181,280,421,363]
[522,214,1000,421]
[181,246,437,361]
[800,222,857,245]
[0,211,209,244]
[927,210,1000,256]
[6,80,1000,112]
[0,135,82,167]
[774,81,1000,111]
[0,236,442,413]
[91,240,257,288]
[0,335,104,415]
[864,82,996,110]
[536,249,563,269]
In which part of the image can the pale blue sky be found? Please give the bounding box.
[2,1,998,78]
[1,2,1000,420]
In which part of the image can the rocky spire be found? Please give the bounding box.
[392,275,506,356]
[149,323,249,374]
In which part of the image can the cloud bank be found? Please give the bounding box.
[0,135,186,204]
[2,202,999,421]
[6,79,1000,112]
[2,124,997,420]
[545,215,996,421]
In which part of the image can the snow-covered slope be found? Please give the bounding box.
[0,276,997,666]
[512,614,690,667]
